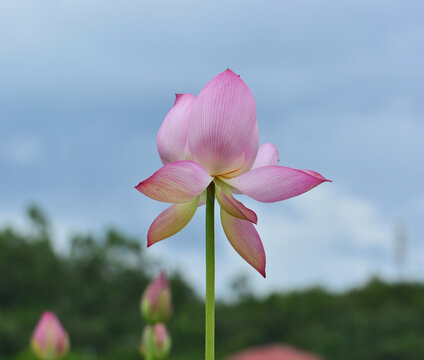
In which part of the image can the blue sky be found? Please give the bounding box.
[1,1,423,297]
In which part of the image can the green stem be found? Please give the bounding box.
[146,348,154,360]
[145,326,155,360]
[205,182,215,360]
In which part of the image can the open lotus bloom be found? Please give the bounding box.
[136,69,330,277]
[30,312,70,360]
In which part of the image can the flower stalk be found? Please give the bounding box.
[205,182,215,360]
[145,330,155,360]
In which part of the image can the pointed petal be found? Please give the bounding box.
[187,69,258,176]
[216,184,257,224]
[251,143,279,169]
[221,209,266,277]
[224,166,331,203]
[148,197,199,246]
[157,94,196,164]
[135,160,212,203]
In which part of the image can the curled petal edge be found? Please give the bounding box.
[215,184,257,224]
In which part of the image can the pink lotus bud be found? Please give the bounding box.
[141,272,172,324]
[30,311,70,360]
[140,324,171,359]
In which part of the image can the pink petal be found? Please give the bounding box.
[147,197,199,246]
[251,143,279,169]
[198,190,207,207]
[187,69,259,177]
[157,94,196,164]
[224,166,331,203]
[135,161,212,203]
[221,209,266,277]
[143,272,170,302]
[216,185,257,224]
[153,323,170,346]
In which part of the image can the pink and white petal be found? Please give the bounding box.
[222,122,259,179]
[147,196,199,246]
[216,185,257,224]
[198,190,207,207]
[251,143,279,169]
[187,69,259,176]
[135,160,212,203]
[221,209,266,277]
[224,166,331,203]
[157,94,196,164]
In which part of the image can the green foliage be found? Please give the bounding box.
[1,206,424,359]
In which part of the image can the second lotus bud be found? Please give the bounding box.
[140,324,171,359]
[141,272,172,324]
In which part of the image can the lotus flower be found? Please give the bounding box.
[135,69,330,277]
[141,272,172,324]
[140,323,171,359]
[30,312,70,360]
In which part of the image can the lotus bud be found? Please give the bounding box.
[141,272,172,324]
[30,311,70,360]
[140,324,171,359]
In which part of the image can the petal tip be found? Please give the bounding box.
[224,68,240,77]
[174,93,194,105]
[300,169,331,183]
[147,221,165,247]
[147,230,156,247]
[246,211,258,225]
[174,93,183,104]
[135,181,144,192]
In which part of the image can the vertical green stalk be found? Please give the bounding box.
[146,347,154,360]
[205,182,215,360]
[146,327,155,360]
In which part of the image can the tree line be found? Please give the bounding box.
[1,206,423,360]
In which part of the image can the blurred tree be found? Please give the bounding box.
[27,204,49,239]
[230,274,253,301]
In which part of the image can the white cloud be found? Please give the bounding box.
[1,136,45,167]
[247,185,394,295]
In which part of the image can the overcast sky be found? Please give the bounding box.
[1,1,423,297]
